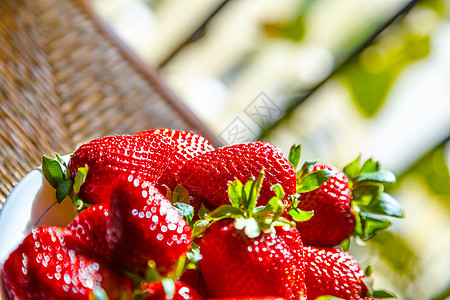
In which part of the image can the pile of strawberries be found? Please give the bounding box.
[1,129,404,299]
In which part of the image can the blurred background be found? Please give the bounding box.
[90,0,449,299]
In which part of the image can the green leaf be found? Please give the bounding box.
[343,156,361,179]
[173,185,190,204]
[340,238,351,252]
[356,170,396,184]
[354,211,363,237]
[246,169,265,217]
[73,165,88,195]
[42,156,64,189]
[56,178,73,204]
[352,183,383,207]
[361,213,392,240]
[243,177,255,210]
[271,184,285,200]
[92,287,109,300]
[288,144,302,170]
[363,192,405,218]
[198,204,210,220]
[289,207,314,222]
[365,265,373,277]
[297,169,332,193]
[360,158,380,174]
[192,219,210,238]
[228,179,244,209]
[297,160,318,182]
[206,205,244,221]
[372,289,397,298]
[174,203,194,224]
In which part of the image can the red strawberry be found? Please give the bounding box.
[179,142,296,209]
[66,203,111,260]
[140,281,203,300]
[197,171,307,300]
[136,129,215,190]
[68,133,180,205]
[304,246,367,300]
[179,268,208,298]
[107,174,192,276]
[295,164,355,247]
[2,226,133,299]
[289,152,404,247]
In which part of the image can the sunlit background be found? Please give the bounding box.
[90,0,449,299]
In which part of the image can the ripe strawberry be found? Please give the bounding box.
[295,164,355,247]
[68,133,180,206]
[66,203,111,260]
[136,129,215,190]
[139,281,203,300]
[288,148,404,247]
[2,226,133,299]
[304,246,367,300]
[178,268,208,298]
[197,171,307,300]
[179,142,296,209]
[106,174,192,276]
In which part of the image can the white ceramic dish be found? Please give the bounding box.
[0,157,77,299]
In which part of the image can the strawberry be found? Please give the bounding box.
[66,203,111,260]
[295,164,355,247]
[178,268,208,298]
[67,133,180,206]
[136,129,215,190]
[179,142,296,210]
[304,246,367,300]
[139,281,203,300]
[288,147,405,247]
[1,226,133,299]
[106,174,192,276]
[196,170,307,300]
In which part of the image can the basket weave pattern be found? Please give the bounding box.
[0,0,218,209]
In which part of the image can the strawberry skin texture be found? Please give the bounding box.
[140,281,204,300]
[179,142,296,209]
[295,164,355,247]
[2,226,132,299]
[68,133,179,205]
[66,203,111,260]
[199,219,307,300]
[107,174,192,276]
[136,129,215,190]
[179,268,208,298]
[304,246,367,300]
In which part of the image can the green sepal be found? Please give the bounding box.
[173,202,194,225]
[172,185,190,204]
[56,178,73,204]
[91,287,109,300]
[296,169,332,193]
[288,144,302,170]
[185,242,202,270]
[191,219,211,238]
[352,183,383,207]
[42,155,64,189]
[360,158,380,174]
[340,238,351,252]
[365,265,373,277]
[362,192,405,218]
[73,165,88,196]
[358,212,392,240]
[355,170,396,184]
[206,205,245,220]
[289,207,314,222]
[198,204,210,220]
[315,296,345,300]
[296,160,318,183]
[228,179,244,209]
[343,155,361,179]
[144,260,160,283]
[372,289,397,298]
[245,169,264,217]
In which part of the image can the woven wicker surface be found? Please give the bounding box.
[0,0,220,210]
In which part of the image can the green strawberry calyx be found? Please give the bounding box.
[192,168,295,239]
[342,155,405,246]
[42,154,88,211]
[288,144,333,222]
